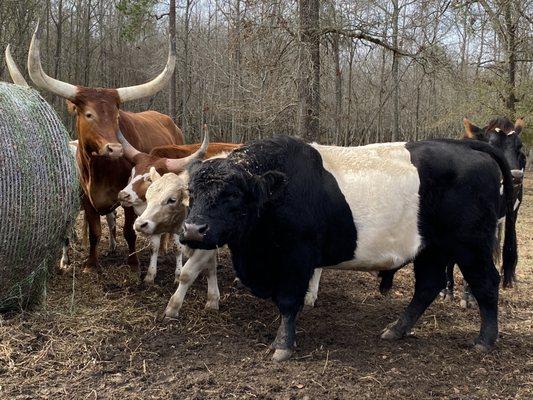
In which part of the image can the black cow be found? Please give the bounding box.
[180,136,517,361]
[380,117,526,306]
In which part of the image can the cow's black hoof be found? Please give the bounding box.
[473,337,495,352]
[473,342,492,352]
[272,349,293,362]
[232,277,245,290]
[381,324,404,340]
[440,288,454,301]
[460,294,477,309]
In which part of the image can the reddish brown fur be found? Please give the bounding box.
[71,87,184,270]
[130,143,242,201]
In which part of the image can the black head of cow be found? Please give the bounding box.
[464,117,526,184]
[180,158,287,249]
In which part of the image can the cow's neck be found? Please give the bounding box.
[77,143,131,214]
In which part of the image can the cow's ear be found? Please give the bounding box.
[463,118,482,139]
[146,166,161,183]
[181,188,190,207]
[66,100,77,115]
[256,171,287,202]
[514,117,525,135]
[463,118,485,140]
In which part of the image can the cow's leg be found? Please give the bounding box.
[163,250,211,319]
[59,237,71,271]
[460,283,477,309]
[440,263,455,301]
[381,247,447,340]
[106,211,117,253]
[304,268,322,308]
[378,267,400,295]
[82,197,101,272]
[271,249,314,362]
[457,254,499,351]
[144,234,161,285]
[205,254,220,310]
[123,206,140,273]
[271,311,298,362]
[173,234,183,284]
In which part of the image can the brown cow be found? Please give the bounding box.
[25,23,184,272]
[116,130,241,284]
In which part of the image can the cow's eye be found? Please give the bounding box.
[227,192,240,201]
[166,197,177,205]
[85,112,92,119]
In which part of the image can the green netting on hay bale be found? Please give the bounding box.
[0,82,79,312]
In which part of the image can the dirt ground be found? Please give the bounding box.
[1,177,532,400]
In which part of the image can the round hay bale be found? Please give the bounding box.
[0,82,78,312]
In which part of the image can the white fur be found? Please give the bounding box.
[163,248,219,319]
[304,268,322,307]
[120,167,148,215]
[311,142,422,271]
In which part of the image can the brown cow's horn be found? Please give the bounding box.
[117,130,142,162]
[116,35,176,103]
[5,45,29,86]
[27,21,77,100]
[165,125,210,172]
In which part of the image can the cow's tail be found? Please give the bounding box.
[456,140,518,287]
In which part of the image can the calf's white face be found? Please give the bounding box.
[134,168,189,236]
[118,167,152,215]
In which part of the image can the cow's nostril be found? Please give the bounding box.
[140,222,148,229]
[198,224,209,234]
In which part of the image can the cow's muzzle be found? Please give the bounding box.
[134,218,155,235]
[100,142,124,158]
[182,222,209,243]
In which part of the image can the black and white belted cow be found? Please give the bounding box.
[179,135,517,361]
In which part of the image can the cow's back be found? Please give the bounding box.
[119,110,184,152]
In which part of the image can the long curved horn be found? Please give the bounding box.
[165,125,210,172]
[117,130,142,162]
[116,35,176,103]
[5,45,29,86]
[27,21,77,100]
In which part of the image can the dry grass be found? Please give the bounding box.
[1,178,532,399]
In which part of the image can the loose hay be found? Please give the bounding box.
[0,82,78,312]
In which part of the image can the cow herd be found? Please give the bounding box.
[4,25,527,362]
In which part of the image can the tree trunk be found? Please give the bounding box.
[504,1,517,115]
[297,0,320,142]
[391,0,400,142]
[54,0,63,79]
[83,0,91,86]
[168,0,177,123]
[332,32,341,145]
[230,0,241,143]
